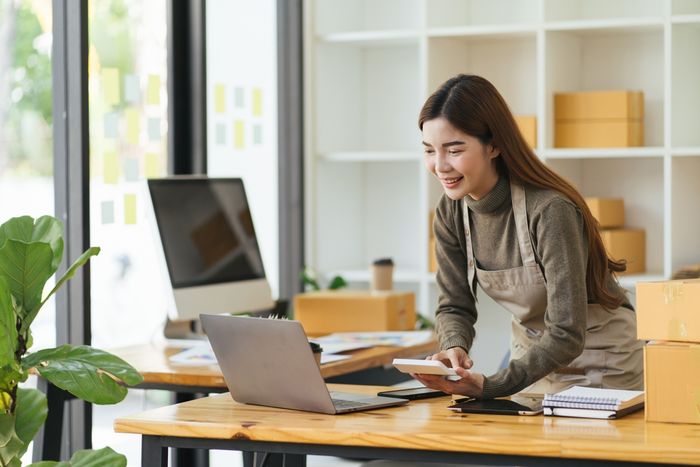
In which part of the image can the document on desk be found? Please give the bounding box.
[168,342,352,366]
[313,330,434,348]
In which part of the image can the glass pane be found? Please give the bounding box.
[0,0,55,350]
[87,0,168,461]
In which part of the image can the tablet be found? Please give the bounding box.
[392,358,461,381]
[448,396,543,416]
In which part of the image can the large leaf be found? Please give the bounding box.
[28,446,127,467]
[0,239,54,321]
[0,414,13,445]
[15,388,47,455]
[0,430,24,467]
[0,277,17,370]
[22,345,143,404]
[0,216,63,270]
[22,247,100,335]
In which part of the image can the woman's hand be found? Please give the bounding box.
[410,347,484,398]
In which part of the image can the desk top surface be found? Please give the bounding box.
[111,339,438,388]
[114,383,700,465]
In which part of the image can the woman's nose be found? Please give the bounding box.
[435,153,451,172]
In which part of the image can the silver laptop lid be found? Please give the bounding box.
[201,314,336,414]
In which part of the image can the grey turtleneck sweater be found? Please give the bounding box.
[433,176,631,399]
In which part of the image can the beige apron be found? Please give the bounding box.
[463,181,643,394]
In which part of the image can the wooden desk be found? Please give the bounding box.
[110,338,439,391]
[115,384,700,467]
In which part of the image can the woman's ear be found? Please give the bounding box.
[487,143,501,159]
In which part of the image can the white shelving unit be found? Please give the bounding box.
[304,1,700,372]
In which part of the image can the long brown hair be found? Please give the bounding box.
[419,74,625,310]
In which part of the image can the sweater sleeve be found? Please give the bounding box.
[433,196,478,353]
[481,197,588,399]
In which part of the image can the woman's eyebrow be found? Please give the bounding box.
[421,140,465,147]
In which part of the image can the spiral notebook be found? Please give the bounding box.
[543,386,644,419]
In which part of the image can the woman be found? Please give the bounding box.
[414,75,643,400]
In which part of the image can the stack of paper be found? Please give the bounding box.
[543,386,644,419]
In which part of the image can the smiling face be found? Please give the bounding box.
[422,116,501,201]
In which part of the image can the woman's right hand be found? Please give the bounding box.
[427,346,473,371]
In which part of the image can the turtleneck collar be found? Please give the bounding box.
[465,175,510,214]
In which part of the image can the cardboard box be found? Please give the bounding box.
[554,120,643,147]
[293,290,416,335]
[554,90,644,120]
[644,342,700,424]
[585,197,625,228]
[600,229,645,275]
[514,115,537,148]
[429,237,437,273]
[636,279,700,342]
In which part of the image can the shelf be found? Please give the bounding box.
[426,25,537,39]
[319,151,420,162]
[544,17,664,33]
[619,272,666,289]
[671,148,700,157]
[543,147,664,159]
[671,14,700,24]
[326,269,425,283]
[317,30,421,45]
[544,0,664,23]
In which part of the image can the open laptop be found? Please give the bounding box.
[200,314,408,414]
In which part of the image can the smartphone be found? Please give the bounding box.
[377,387,450,400]
[448,396,543,416]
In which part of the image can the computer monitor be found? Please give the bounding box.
[146,176,274,321]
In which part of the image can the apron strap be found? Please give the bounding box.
[510,181,538,267]
[462,200,478,298]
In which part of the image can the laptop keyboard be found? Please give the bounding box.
[332,399,373,410]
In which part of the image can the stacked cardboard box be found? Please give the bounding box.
[585,197,645,275]
[554,91,644,148]
[428,211,437,273]
[514,115,537,149]
[636,279,700,424]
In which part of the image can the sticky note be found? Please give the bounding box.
[234,121,245,149]
[252,88,263,116]
[124,74,140,103]
[124,194,137,224]
[147,118,161,141]
[102,68,120,106]
[125,108,140,144]
[145,153,160,178]
[216,123,226,145]
[124,158,139,182]
[234,87,244,108]
[103,112,119,138]
[215,84,225,113]
[103,151,119,184]
[101,201,114,224]
[147,74,160,105]
[253,124,262,145]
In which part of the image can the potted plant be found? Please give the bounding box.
[0,215,143,466]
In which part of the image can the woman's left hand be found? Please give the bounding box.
[411,367,485,398]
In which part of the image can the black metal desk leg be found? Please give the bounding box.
[33,379,68,462]
[172,392,209,467]
[142,435,167,467]
[282,454,306,467]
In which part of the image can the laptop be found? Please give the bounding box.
[200,314,409,414]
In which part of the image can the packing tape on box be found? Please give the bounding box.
[668,318,689,340]
[663,282,684,304]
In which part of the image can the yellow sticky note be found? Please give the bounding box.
[124,194,137,224]
[234,121,245,149]
[145,153,160,178]
[102,68,120,106]
[125,108,140,144]
[252,88,263,117]
[103,151,119,184]
[147,74,160,105]
[215,84,226,113]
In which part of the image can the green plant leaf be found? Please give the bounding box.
[22,345,143,404]
[0,413,14,445]
[0,239,54,321]
[0,215,63,278]
[300,268,320,291]
[15,388,47,455]
[327,275,348,290]
[22,247,100,335]
[0,430,24,467]
[0,277,18,370]
[28,446,127,467]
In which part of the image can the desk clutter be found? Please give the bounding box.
[585,197,645,275]
[637,278,700,424]
[543,386,644,419]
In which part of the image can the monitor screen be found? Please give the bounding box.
[147,178,266,289]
